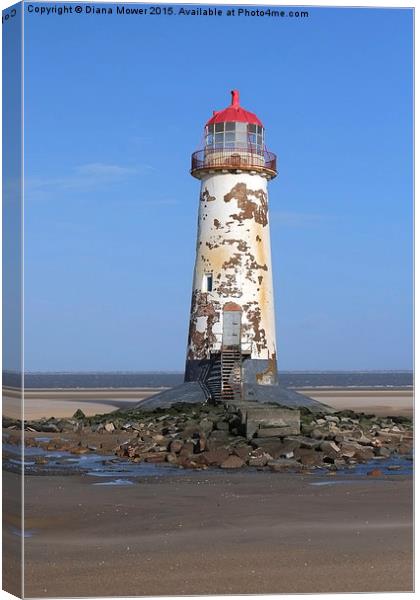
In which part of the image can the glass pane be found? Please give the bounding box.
[257,125,263,134]
[215,123,224,133]
[206,135,214,146]
[236,122,247,133]
[225,122,235,131]
[207,124,215,134]
[225,132,235,142]
[215,132,224,142]
[248,124,257,133]
[248,133,257,144]
[215,141,223,149]
[257,135,263,145]
[225,141,235,149]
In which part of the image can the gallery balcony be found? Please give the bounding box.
[191,147,277,180]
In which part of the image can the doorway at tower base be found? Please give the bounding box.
[136,380,332,413]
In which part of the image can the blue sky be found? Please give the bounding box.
[23,4,413,372]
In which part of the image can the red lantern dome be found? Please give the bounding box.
[206,90,263,127]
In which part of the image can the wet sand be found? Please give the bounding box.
[2,387,164,420]
[3,386,414,420]
[15,470,412,596]
[297,388,414,418]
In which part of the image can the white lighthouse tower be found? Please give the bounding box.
[141,91,326,412]
[185,90,278,402]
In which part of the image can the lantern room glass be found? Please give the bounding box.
[205,122,264,154]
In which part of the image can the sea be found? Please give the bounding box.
[3,371,413,389]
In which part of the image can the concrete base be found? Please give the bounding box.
[137,380,331,414]
[137,382,209,411]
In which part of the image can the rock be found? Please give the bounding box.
[143,452,167,463]
[339,441,363,458]
[168,440,183,454]
[310,429,325,440]
[320,441,341,458]
[267,459,302,472]
[375,446,391,458]
[376,431,403,444]
[293,448,325,467]
[202,448,230,466]
[221,455,244,469]
[104,422,115,433]
[396,444,413,455]
[206,430,234,450]
[353,447,375,462]
[179,441,195,456]
[72,409,86,420]
[285,436,320,450]
[251,438,298,460]
[367,469,382,477]
[325,415,340,424]
[41,423,61,433]
[248,454,270,467]
[156,414,170,422]
[199,418,214,435]
[166,453,178,464]
[233,445,251,460]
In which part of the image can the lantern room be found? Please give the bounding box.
[191,90,277,180]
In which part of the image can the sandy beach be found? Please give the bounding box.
[2,386,414,420]
[3,385,413,596]
[9,470,411,597]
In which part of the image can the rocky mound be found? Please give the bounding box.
[7,401,413,472]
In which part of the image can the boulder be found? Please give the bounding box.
[221,455,245,469]
[293,448,325,467]
[244,407,300,439]
[202,448,230,466]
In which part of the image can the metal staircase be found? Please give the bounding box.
[221,346,242,402]
[204,354,222,403]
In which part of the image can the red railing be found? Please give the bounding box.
[191,147,277,176]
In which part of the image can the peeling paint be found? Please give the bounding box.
[187,291,220,360]
[224,183,268,227]
[201,188,216,202]
[256,352,278,384]
[186,173,277,365]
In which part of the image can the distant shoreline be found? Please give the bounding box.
[2,385,413,420]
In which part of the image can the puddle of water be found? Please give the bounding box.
[93,479,134,486]
[9,458,36,467]
[3,442,413,480]
[310,480,394,487]
[11,527,35,538]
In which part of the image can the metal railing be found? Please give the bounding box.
[191,147,277,176]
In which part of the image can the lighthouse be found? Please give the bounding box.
[140,91,327,412]
[185,89,278,402]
